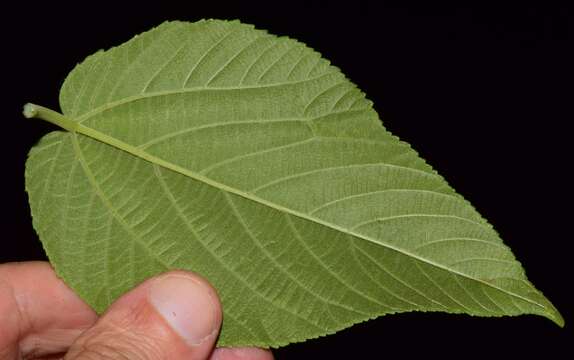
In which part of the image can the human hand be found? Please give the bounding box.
[0,261,274,360]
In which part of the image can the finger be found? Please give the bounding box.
[211,347,274,360]
[65,270,222,360]
[0,261,97,359]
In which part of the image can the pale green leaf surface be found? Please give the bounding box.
[25,20,562,347]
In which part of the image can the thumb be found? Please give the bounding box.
[65,271,222,360]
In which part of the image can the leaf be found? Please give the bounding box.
[24,20,563,347]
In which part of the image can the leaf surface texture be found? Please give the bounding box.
[25,20,562,347]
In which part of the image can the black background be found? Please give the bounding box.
[2,1,572,358]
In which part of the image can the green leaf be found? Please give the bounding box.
[24,20,563,347]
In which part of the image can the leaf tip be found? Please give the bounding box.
[540,299,565,328]
[548,308,565,328]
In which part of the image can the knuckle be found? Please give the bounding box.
[67,326,166,360]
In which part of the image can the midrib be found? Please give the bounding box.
[72,120,549,314]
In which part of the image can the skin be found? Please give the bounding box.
[0,261,274,360]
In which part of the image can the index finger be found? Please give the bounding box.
[0,261,97,359]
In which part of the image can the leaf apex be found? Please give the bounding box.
[546,305,565,328]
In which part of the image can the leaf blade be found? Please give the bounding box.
[26,19,563,348]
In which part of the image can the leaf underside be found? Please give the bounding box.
[25,20,562,347]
